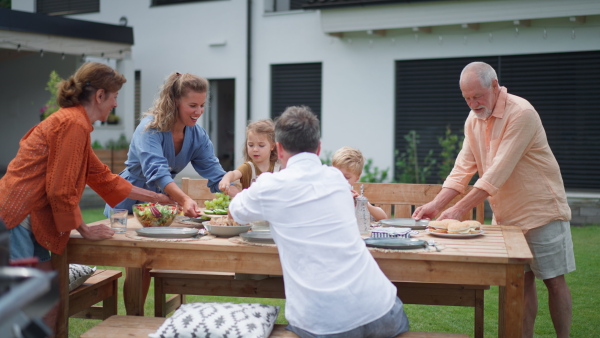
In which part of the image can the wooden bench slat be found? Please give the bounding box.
[69,269,122,320]
[81,316,469,338]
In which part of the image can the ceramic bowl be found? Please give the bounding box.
[204,223,251,237]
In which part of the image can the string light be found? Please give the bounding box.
[0,41,128,59]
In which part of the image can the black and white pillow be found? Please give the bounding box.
[68,264,96,292]
[150,302,280,338]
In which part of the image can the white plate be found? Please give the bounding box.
[426,229,485,238]
[379,218,429,230]
[135,227,199,238]
[200,213,228,219]
[240,231,275,244]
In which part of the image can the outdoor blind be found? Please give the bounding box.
[395,51,600,190]
[271,63,322,122]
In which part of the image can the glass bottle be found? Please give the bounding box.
[355,184,371,235]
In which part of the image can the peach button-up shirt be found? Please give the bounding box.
[443,87,570,232]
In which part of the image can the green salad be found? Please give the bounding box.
[133,203,178,227]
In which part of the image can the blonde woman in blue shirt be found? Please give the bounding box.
[105,72,235,218]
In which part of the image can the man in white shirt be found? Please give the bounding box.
[229,106,409,337]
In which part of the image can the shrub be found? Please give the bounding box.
[394,130,436,184]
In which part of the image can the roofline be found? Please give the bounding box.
[0,8,134,45]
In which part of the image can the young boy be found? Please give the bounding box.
[332,146,388,221]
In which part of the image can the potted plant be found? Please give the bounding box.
[106,111,120,125]
[92,140,112,170]
[107,134,129,174]
[40,71,63,121]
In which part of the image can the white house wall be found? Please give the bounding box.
[253,4,600,176]
[69,0,249,163]
[50,0,600,179]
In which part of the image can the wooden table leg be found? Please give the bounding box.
[123,267,150,316]
[51,251,69,338]
[498,265,525,337]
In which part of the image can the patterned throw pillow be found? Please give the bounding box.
[150,302,280,338]
[68,264,96,292]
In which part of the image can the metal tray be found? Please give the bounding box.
[364,237,427,250]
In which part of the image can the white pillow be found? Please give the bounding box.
[68,264,96,292]
[149,302,280,338]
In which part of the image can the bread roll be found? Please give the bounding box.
[461,220,481,233]
[428,219,459,233]
[447,222,471,234]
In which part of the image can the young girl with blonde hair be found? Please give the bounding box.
[219,119,281,196]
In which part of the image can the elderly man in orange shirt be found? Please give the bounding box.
[413,61,574,338]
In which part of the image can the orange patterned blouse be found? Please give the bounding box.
[0,106,132,254]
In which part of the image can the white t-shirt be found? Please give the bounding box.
[229,152,399,335]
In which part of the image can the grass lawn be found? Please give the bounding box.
[71,208,598,337]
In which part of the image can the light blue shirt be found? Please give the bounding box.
[104,116,225,215]
[229,152,398,335]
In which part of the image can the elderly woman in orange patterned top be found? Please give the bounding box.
[0,62,173,269]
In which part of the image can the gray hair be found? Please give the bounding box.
[460,62,498,88]
[274,105,320,155]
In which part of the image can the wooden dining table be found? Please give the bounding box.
[53,217,532,338]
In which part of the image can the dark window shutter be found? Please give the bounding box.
[134,70,142,128]
[395,56,498,183]
[290,0,306,10]
[151,0,214,6]
[271,63,322,122]
[395,51,600,190]
[500,51,600,190]
[36,0,99,15]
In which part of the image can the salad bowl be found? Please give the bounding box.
[133,203,179,227]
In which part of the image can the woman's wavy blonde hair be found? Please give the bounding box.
[143,72,208,131]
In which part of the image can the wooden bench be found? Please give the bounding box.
[69,269,122,320]
[352,182,487,338]
[81,315,469,338]
[151,269,285,317]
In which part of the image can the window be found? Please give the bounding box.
[271,63,322,122]
[265,0,306,12]
[36,0,99,15]
[151,0,216,6]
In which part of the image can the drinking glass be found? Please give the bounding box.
[110,209,128,233]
